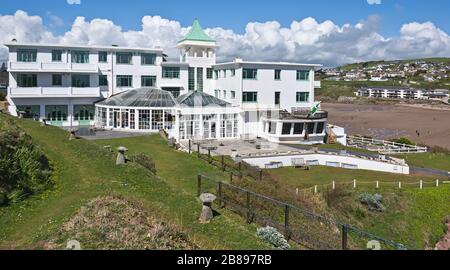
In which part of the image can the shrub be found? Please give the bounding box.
[393,137,414,145]
[256,226,290,250]
[130,153,157,175]
[358,193,386,212]
[0,116,52,206]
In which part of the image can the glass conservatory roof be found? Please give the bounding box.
[97,88,177,108]
[177,91,230,107]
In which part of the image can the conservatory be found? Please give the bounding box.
[94,88,240,142]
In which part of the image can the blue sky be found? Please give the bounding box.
[1,0,449,66]
[1,0,449,37]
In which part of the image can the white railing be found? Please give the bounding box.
[9,62,98,73]
[346,136,428,154]
[9,87,101,97]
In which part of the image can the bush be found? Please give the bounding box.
[358,193,386,212]
[394,137,414,145]
[130,153,157,175]
[256,226,290,250]
[0,116,52,206]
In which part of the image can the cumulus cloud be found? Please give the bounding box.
[67,0,81,5]
[367,0,382,4]
[1,10,450,67]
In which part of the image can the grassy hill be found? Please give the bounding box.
[0,113,268,250]
[339,57,450,71]
[1,113,449,250]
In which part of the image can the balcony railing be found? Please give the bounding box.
[9,87,101,97]
[9,62,98,73]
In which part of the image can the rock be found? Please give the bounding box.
[199,193,216,224]
[116,146,128,165]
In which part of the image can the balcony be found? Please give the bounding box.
[8,62,98,73]
[9,87,101,98]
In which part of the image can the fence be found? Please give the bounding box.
[347,136,428,154]
[297,179,444,196]
[197,174,408,250]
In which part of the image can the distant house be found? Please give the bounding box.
[357,86,449,101]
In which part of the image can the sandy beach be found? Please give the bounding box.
[323,103,450,150]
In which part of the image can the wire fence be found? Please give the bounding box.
[197,174,408,250]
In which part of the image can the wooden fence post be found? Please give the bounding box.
[399,182,402,189]
[341,224,348,250]
[208,149,211,163]
[246,191,251,223]
[259,170,263,181]
[436,179,439,188]
[188,140,191,154]
[420,180,423,189]
[229,172,233,183]
[238,162,242,173]
[197,174,202,197]
[332,181,335,190]
[314,185,318,194]
[353,179,357,189]
[376,181,379,189]
[284,205,290,240]
[197,143,200,158]
[221,156,225,171]
[218,181,223,208]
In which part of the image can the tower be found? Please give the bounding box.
[177,19,217,92]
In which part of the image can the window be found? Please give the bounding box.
[214,90,220,98]
[307,123,315,134]
[223,70,227,78]
[52,50,62,62]
[141,53,156,65]
[268,122,276,135]
[162,67,180,79]
[116,52,132,64]
[162,87,180,98]
[243,68,258,79]
[52,74,62,86]
[138,110,151,130]
[231,91,236,99]
[275,69,281,80]
[223,90,227,99]
[16,105,40,119]
[296,92,310,103]
[214,70,219,80]
[17,49,37,62]
[188,68,195,91]
[296,70,310,81]
[231,69,235,77]
[74,105,94,121]
[282,123,292,135]
[316,122,325,134]
[99,75,108,86]
[242,91,258,103]
[293,123,304,135]
[45,105,68,121]
[17,74,37,87]
[98,51,108,63]
[71,51,89,63]
[116,75,133,87]
[72,74,90,87]
[206,68,213,79]
[141,76,156,87]
[197,67,203,91]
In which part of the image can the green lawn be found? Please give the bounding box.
[266,166,437,190]
[0,114,268,250]
[396,152,450,172]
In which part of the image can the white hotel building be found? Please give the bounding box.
[5,20,327,144]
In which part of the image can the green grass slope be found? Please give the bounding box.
[0,114,267,250]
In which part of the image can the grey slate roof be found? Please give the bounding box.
[97,88,177,107]
[177,91,230,107]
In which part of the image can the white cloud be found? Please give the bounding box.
[367,0,382,5]
[1,10,450,67]
[67,0,81,4]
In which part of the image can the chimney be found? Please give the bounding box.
[234,57,243,63]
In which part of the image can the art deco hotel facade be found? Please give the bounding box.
[5,20,327,144]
